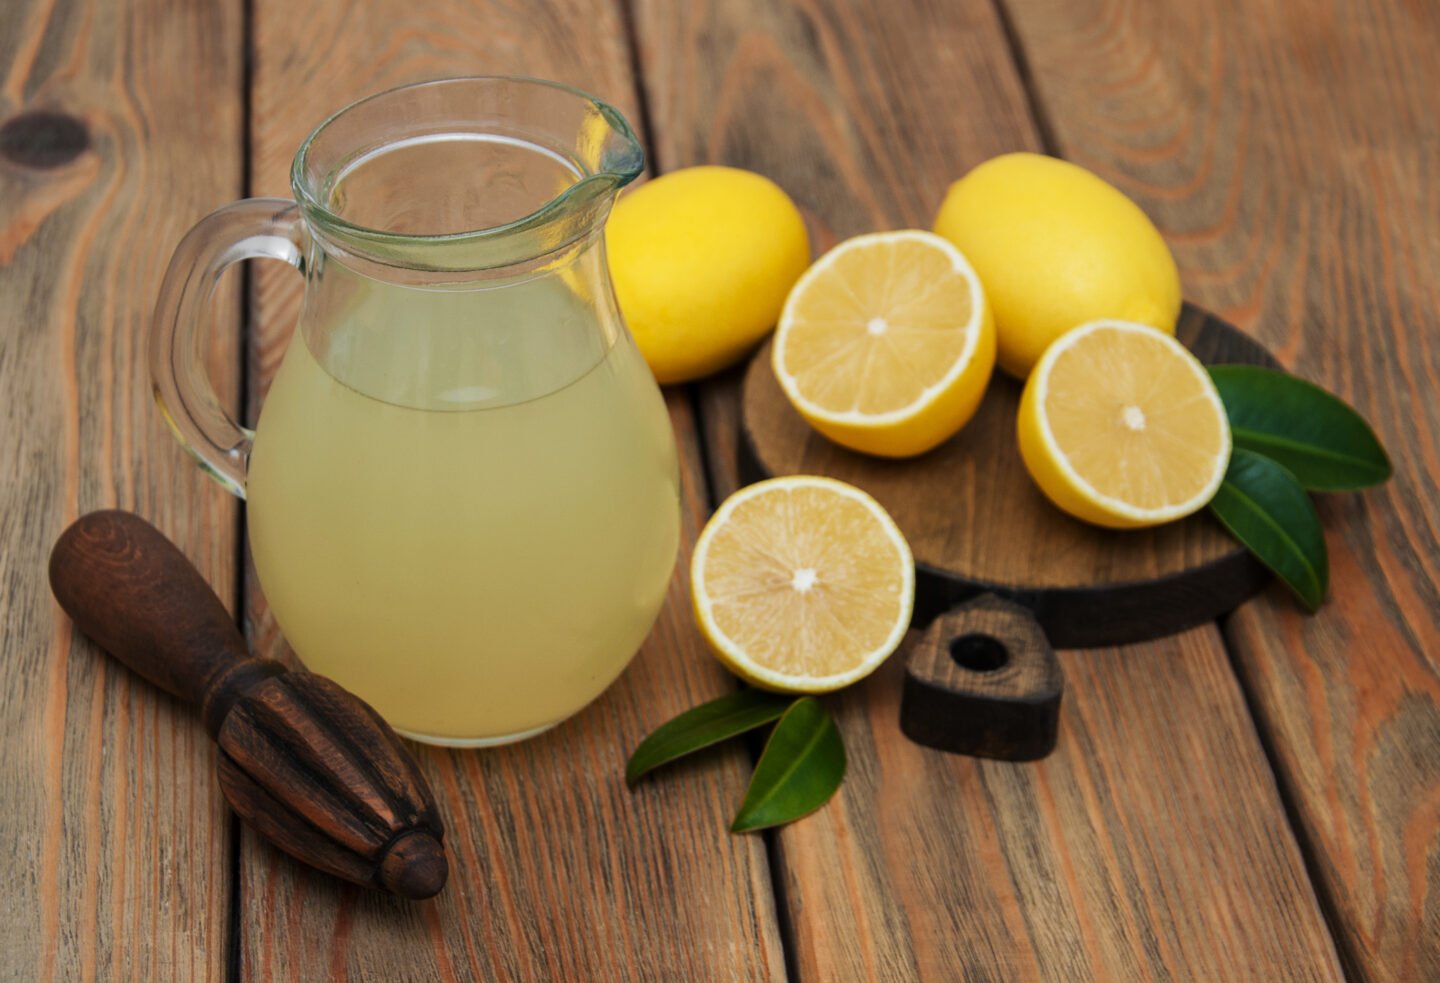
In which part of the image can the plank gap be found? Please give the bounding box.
[688,376,802,982]
[618,3,798,975]
[225,813,243,983]
[229,1,257,980]
[1220,615,1364,983]
[683,385,725,516]
[740,726,802,983]
[987,0,1062,155]
[761,819,801,983]
[617,0,661,175]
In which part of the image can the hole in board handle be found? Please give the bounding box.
[949,633,1008,673]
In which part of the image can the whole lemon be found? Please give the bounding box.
[933,153,1181,378]
[607,166,810,384]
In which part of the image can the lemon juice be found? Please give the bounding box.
[246,274,680,744]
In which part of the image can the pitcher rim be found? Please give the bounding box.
[290,76,645,263]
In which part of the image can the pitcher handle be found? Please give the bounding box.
[150,199,304,498]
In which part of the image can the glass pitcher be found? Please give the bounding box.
[151,78,680,746]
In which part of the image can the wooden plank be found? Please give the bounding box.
[239,1,784,978]
[633,0,1346,977]
[0,0,243,980]
[780,630,1345,980]
[996,0,1440,977]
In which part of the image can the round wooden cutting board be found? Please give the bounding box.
[740,304,1280,648]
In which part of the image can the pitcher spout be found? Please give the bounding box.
[290,76,645,274]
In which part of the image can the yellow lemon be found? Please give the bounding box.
[1017,320,1231,529]
[607,166,810,384]
[692,476,914,693]
[772,231,995,458]
[933,152,1181,378]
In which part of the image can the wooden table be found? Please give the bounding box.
[2,0,1436,979]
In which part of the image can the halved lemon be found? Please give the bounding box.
[1017,320,1231,529]
[691,476,915,693]
[773,231,996,457]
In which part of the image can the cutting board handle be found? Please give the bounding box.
[899,593,1064,760]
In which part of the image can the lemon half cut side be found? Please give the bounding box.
[1018,320,1232,529]
[772,231,996,458]
[691,476,916,693]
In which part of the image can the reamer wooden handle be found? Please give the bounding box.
[49,510,448,899]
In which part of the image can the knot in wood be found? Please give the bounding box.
[0,111,89,169]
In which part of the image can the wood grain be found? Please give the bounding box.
[998,0,1440,977]
[787,628,1344,980]
[240,0,784,978]
[633,0,1344,977]
[741,305,1277,646]
[0,0,243,979]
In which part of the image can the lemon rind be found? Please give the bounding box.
[691,475,916,692]
[1031,320,1232,524]
[773,231,988,427]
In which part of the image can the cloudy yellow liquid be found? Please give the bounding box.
[246,277,680,744]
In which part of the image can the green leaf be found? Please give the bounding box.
[731,698,846,833]
[626,690,792,787]
[1209,448,1329,611]
[1208,364,1392,491]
